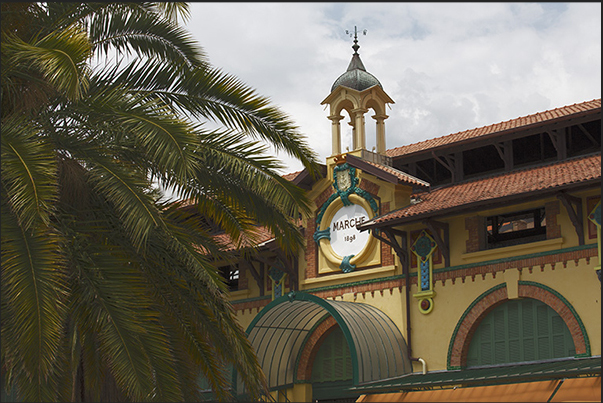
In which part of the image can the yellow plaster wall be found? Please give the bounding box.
[406,273,504,370]
[228,165,600,383]
[233,306,260,333]
[306,187,602,372]
[402,255,601,372]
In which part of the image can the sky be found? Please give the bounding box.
[184,2,601,175]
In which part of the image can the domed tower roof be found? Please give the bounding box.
[331,30,382,93]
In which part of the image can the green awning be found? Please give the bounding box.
[350,356,601,394]
[239,292,412,393]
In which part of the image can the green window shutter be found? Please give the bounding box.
[311,327,353,383]
[467,298,575,367]
[508,301,521,362]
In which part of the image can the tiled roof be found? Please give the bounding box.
[282,170,303,181]
[213,225,275,252]
[386,99,601,158]
[349,155,430,188]
[363,154,601,227]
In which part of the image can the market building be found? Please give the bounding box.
[212,34,601,402]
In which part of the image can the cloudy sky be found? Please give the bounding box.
[184,2,601,174]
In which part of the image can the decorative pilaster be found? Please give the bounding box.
[269,264,287,300]
[411,230,437,314]
[373,114,388,154]
[329,115,344,155]
[352,108,367,150]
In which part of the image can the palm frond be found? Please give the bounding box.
[87,157,162,251]
[177,128,310,253]
[2,2,319,400]
[176,66,321,176]
[88,5,205,69]
[149,2,190,24]
[3,23,91,101]
[1,115,58,231]
[1,196,68,402]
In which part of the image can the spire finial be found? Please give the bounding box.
[345,26,367,55]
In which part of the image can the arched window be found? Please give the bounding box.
[467,298,575,366]
[311,326,353,383]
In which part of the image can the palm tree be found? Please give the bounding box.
[1,3,319,401]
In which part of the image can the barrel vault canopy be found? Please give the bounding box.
[242,292,412,392]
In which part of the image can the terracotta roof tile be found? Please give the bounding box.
[282,170,303,181]
[360,158,431,188]
[386,99,601,158]
[213,225,275,252]
[366,154,601,226]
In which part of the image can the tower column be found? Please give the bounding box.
[352,108,368,151]
[348,120,356,150]
[328,115,345,155]
[373,114,389,154]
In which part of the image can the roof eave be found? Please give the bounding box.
[359,178,600,231]
[389,107,601,160]
[346,153,429,189]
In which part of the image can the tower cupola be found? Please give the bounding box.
[331,34,382,93]
[322,27,394,157]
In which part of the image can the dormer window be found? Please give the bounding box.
[486,208,546,249]
[219,265,239,291]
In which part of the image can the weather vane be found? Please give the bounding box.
[345,26,367,54]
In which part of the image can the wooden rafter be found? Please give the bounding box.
[577,123,599,146]
[372,228,408,274]
[271,247,298,291]
[493,141,513,171]
[557,191,584,245]
[547,129,567,160]
[423,219,450,267]
[431,151,456,182]
[239,259,265,296]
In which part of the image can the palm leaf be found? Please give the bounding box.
[1,197,68,402]
[2,24,91,101]
[1,115,58,230]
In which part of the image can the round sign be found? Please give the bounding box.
[329,204,371,258]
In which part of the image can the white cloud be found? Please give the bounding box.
[185,2,601,174]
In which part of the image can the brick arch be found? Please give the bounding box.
[517,281,590,357]
[295,316,338,381]
[447,282,590,370]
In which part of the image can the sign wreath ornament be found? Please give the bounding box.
[314,163,378,273]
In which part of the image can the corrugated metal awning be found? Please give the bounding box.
[350,356,601,393]
[239,292,412,393]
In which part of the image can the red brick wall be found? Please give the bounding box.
[299,247,596,300]
[545,200,561,239]
[358,178,380,196]
[305,187,336,280]
[305,217,317,279]
[238,264,248,290]
[434,246,596,286]
[315,186,335,211]
[465,216,482,253]
[380,202,395,267]
[449,286,508,368]
[518,284,587,355]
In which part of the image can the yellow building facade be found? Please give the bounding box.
[216,37,601,402]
